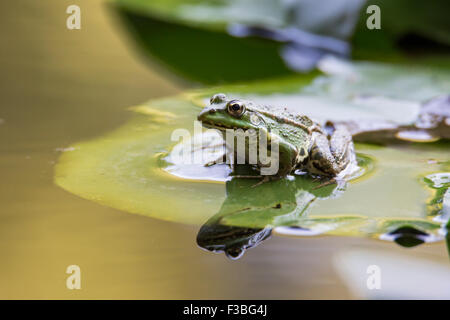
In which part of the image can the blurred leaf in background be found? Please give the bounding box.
[352,0,450,60]
[112,0,450,84]
[112,0,366,83]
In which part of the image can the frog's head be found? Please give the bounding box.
[198,94,303,176]
[197,93,268,132]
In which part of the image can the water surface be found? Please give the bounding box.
[0,1,448,299]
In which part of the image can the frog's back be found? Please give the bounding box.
[249,103,315,150]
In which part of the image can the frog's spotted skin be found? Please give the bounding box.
[197,93,356,177]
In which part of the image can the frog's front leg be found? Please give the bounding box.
[307,128,354,176]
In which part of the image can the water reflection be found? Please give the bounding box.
[384,226,432,248]
[197,170,341,259]
[197,224,272,260]
[197,165,450,259]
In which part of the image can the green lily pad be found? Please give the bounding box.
[54,61,450,248]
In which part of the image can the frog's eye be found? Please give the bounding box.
[226,100,246,117]
[210,93,227,104]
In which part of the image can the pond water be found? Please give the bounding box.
[0,1,448,299]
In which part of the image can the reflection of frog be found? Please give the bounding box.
[197,93,356,177]
[197,174,439,259]
[197,175,338,259]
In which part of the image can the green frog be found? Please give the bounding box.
[197,93,356,178]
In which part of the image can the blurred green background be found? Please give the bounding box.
[0,0,448,299]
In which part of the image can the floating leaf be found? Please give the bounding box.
[55,60,450,258]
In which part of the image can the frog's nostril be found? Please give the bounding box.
[209,108,216,114]
[198,108,213,121]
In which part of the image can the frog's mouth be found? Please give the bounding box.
[200,121,253,132]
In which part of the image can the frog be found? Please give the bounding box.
[197,93,356,179]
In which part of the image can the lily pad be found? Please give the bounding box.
[54,60,450,256]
